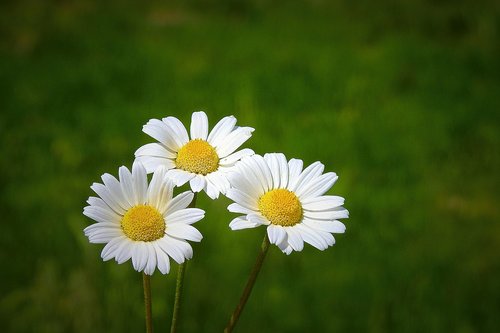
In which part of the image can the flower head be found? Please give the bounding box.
[226,153,348,254]
[135,111,254,199]
[83,162,204,275]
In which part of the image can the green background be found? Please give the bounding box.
[1,0,499,332]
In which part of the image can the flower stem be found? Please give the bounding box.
[143,273,153,333]
[224,233,270,333]
[170,261,186,333]
[170,192,197,333]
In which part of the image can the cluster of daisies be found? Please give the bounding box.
[83,112,348,275]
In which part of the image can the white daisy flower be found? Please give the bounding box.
[134,111,255,200]
[83,162,204,275]
[226,153,348,254]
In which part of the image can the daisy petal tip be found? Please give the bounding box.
[144,267,155,276]
[229,222,246,231]
[158,266,169,275]
[193,110,206,114]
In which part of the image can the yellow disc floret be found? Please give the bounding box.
[121,205,165,242]
[175,139,219,175]
[258,189,303,227]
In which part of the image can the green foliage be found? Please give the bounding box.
[1,0,499,332]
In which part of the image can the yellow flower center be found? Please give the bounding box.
[175,139,219,175]
[121,205,165,242]
[258,189,303,227]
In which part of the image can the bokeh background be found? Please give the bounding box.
[1,0,499,332]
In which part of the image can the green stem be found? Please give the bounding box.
[224,234,270,333]
[170,193,197,333]
[143,273,153,333]
[170,261,187,333]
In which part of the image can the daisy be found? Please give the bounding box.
[134,111,255,199]
[83,162,204,275]
[226,153,348,254]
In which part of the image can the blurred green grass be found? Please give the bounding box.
[1,0,499,332]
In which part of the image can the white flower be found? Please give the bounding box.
[226,153,348,254]
[134,111,254,199]
[83,162,204,275]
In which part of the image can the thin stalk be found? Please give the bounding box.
[170,192,197,333]
[224,234,270,333]
[143,273,153,333]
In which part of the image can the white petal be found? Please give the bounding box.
[84,221,120,234]
[101,236,126,261]
[170,237,194,260]
[90,183,125,215]
[303,219,346,234]
[267,225,286,245]
[253,155,273,192]
[165,223,203,242]
[247,213,271,226]
[207,116,237,147]
[131,243,148,272]
[166,169,195,187]
[148,166,174,214]
[162,116,189,146]
[276,239,293,255]
[316,229,335,246]
[138,244,151,272]
[215,127,254,157]
[226,169,261,198]
[86,197,110,211]
[83,206,121,224]
[166,208,205,225]
[229,217,260,230]
[119,166,137,206]
[204,179,220,199]
[302,195,345,210]
[285,227,304,252]
[276,154,289,189]
[225,188,258,210]
[101,173,129,211]
[238,156,268,194]
[144,243,157,275]
[134,156,176,174]
[84,222,121,243]
[206,171,230,195]
[304,208,349,220]
[228,203,257,215]
[190,111,209,140]
[291,161,325,194]
[286,158,303,191]
[264,153,280,189]
[86,235,117,244]
[157,237,192,264]
[87,231,122,244]
[165,191,194,215]
[135,143,176,159]
[115,240,134,264]
[142,119,181,152]
[298,172,338,199]
[295,224,329,250]
[219,148,255,166]
[189,175,206,193]
[155,243,171,274]
[132,162,148,204]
